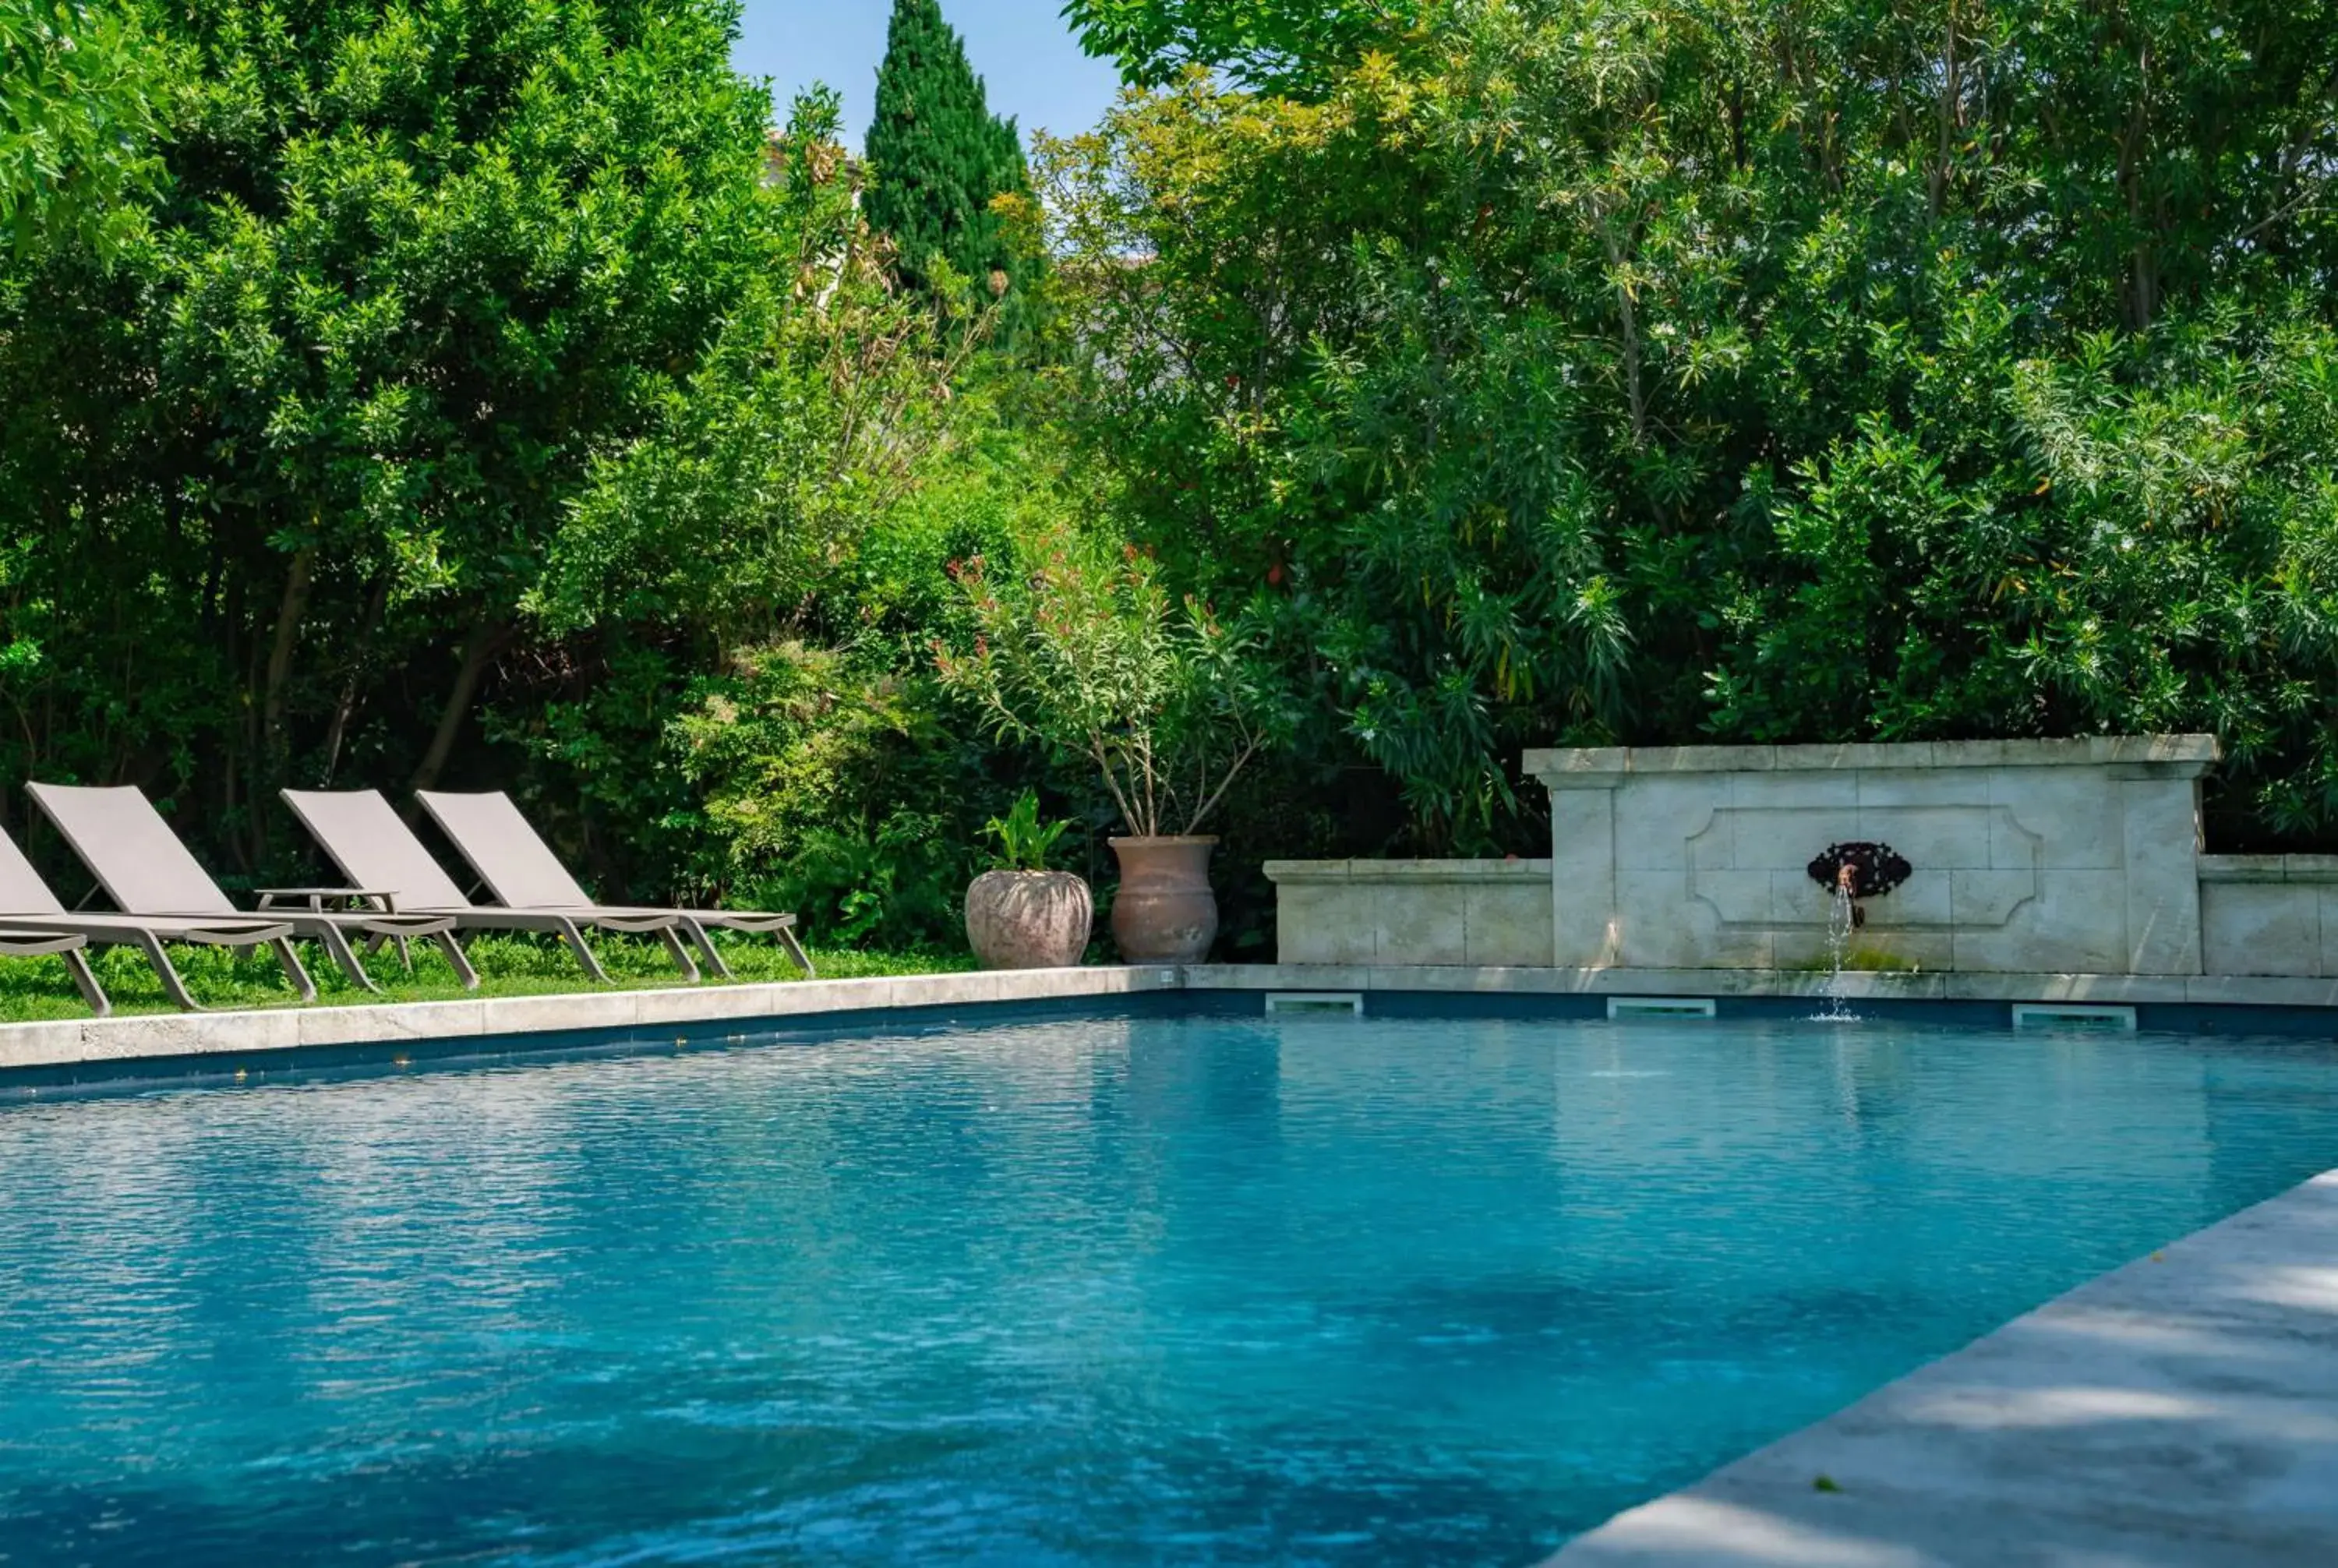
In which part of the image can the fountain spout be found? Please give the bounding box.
[1835,860,1864,928]
[1806,841,1914,1022]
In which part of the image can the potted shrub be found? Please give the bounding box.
[963,790,1092,969]
[936,521,1280,962]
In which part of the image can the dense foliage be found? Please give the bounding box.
[1040,0,2338,852]
[5,0,2338,966]
[0,0,160,249]
[864,0,1031,302]
[1061,0,1427,93]
[938,515,1285,838]
[0,0,1015,946]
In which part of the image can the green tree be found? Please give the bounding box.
[0,1,959,888]
[1061,0,1422,94]
[1040,0,2338,851]
[0,0,160,250]
[864,0,1030,300]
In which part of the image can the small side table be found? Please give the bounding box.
[255,887,401,914]
[254,888,416,972]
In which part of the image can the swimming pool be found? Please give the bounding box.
[2,1009,2335,1566]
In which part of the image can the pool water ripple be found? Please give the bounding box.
[3,1014,2337,1565]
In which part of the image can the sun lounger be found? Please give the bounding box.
[0,893,110,1014]
[26,783,473,998]
[0,816,298,1012]
[281,786,705,982]
[279,788,695,982]
[280,788,811,983]
[0,927,109,1014]
[417,790,812,980]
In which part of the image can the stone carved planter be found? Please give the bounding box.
[1108,836,1219,962]
[964,870,1093,969]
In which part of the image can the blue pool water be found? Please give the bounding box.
[3,1011,2337,1566]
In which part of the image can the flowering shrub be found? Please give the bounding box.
[935,519,1285,838]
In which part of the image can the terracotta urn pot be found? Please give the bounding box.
[1108,835,1219,962]
[964,870,1093,969]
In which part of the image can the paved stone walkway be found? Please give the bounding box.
[1545,1171,2338,1566]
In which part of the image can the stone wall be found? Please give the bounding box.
[2197,856,2338,977]
[1269,737,2234,974]
[1264,860,1554,967]
[1520,739,2216,974]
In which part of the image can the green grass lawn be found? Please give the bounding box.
[0,931,969,1022]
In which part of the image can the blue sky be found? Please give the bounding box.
[733,1,1126,150]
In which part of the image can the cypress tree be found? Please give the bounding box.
[864,0,1031,302]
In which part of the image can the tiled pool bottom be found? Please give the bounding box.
[2,1017,2336,1566]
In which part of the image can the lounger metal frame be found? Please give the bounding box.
[0,818,305,1011]
[26,783,475,1001]
[282,788,812,984]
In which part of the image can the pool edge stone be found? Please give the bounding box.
[297,997,489,1048]
[0,964,1190,1080]
[1540,1168,2338,1567]
[0,1018,95,1069]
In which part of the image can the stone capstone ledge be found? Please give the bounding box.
[1261,858,1554,884]
[0,966,1185,1076]
[1542,1169,2338,1567]
[1522,733,2220,782]
[2199,853,2338,884]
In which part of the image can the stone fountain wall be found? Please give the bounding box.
[1271,736,2232,975]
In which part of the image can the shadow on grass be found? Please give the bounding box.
[0,932,969,1022]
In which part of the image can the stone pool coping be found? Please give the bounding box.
[19,961,2338,1076]
[1542,1167,2338,1567]
[0,964,1185,1074]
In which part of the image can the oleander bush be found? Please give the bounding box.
[1037,0,2338,856]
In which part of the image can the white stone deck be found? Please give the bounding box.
[1545,1171,2338,1567]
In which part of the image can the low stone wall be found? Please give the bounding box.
[1264,859,1553,966]
[2198,855,2338,977]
